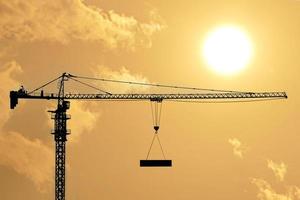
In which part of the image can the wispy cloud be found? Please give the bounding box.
[267,160,287,181]
[47,101,100,143]
[0,0,165,50]
[45,65,148,142]
[0,61,22,126]
[0,132,54,192]
[68,101,100,143]
[251,178,300,200]
[228,138,246,159]
[92,65,150,93]
[0,62,53,192]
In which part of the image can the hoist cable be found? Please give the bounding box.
[69,77,112,95]
[155,103,158,126]
[150,102,155,127]
[72,74,244,93]
[147,100,167,160]
[151,101,162,128]
[158,102,163,126]
[156,102,166,159]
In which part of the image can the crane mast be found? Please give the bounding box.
[51,73,70,200]
[9,73,287,200]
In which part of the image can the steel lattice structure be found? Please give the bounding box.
[9,73,287,200]
[10,92,287,105]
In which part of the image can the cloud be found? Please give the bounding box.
[0,0,165,49]
[68,101,100,143]
[0,61,22,126]
[92,65,150,93]
[0,132,54,192]
[251,178,300,200]
[0,61,150,191]
[0,61,53,192]
[228,138,246,159]
[46,101,100,143]
[267,160,287,182]
[51,66,148,141]
[44,65,149,142]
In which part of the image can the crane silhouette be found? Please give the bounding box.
[10,72,287,200]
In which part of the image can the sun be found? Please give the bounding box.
[202,26,253,75]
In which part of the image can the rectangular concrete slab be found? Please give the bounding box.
[140,160,172,167]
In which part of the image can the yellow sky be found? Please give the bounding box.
[0,0,299,199]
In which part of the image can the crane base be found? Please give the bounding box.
[140,160,172,167]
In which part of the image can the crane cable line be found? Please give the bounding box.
[146,100,166,160]
[28,75,63,94]
[68,77,112,95]
[156,134,166,160]
[151,101,163,131]
[146,134,156,160]
[28,74,113,95]
[146,134,167,160]
[26,73,286,105]
[71,74,246,93]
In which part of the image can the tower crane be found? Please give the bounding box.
[9,72,287,200]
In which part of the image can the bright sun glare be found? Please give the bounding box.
[202,26,253,75]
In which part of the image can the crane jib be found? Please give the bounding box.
[10,90,287,109]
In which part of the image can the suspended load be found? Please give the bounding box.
[140,98,172,167]
[140,159,172,167]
